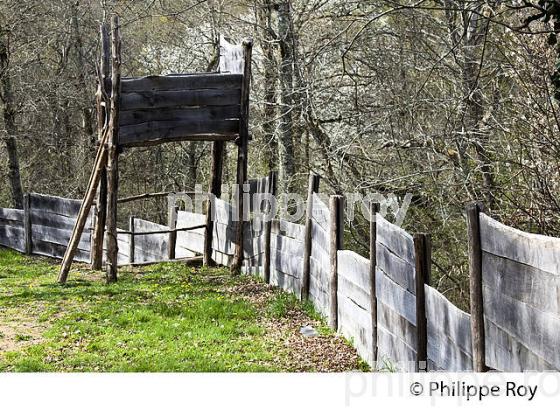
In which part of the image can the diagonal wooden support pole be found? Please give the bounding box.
[58,131,110,284]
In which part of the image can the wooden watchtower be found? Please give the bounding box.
[58,15,252,283]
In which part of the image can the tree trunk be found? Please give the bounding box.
[277,1,296,192]
[0,27,24,209]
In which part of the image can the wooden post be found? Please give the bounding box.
[263,170,277,283]
[328,195,344,330]
[129,216,135,264]
[203,141,224,266]
[467,201,487,372]
[23,193,32,255]
[413,233,431,372]
[301,172,320,300]
[369,202,380,367]
[105,15,121,284]
[168,205,178,260]
[91,22,110,270]
[230,39,252,275]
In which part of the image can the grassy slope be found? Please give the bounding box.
[0,249,367,372]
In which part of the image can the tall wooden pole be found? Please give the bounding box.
[328,195,344,330]
[23,193,32,255]
[129,216,135,264]
[231,39,252,275]
[168,205,178,260]
[263,170,277,283]
[413,233,431,372]
[91,22,110,270]
[369,202,380,367]
[301,172,320,300]
[105,15,121,284]
[467,201,487,372]
[203,141,224,266]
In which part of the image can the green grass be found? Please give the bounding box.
[0,248,364,372]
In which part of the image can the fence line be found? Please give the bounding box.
[1,179,559,372]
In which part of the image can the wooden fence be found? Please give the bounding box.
[1,184,560,372]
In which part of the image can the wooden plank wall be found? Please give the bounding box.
[267,219,305,295]
[118,73,242,147]
[479,213,560,371]
[29,193,93,262]
[424,285,473,371]
[337,250,374,365]
[176,211,206,257]
[132,218,169,263]
[375,214,417,372]
[309,192,332,319]
[0,208,25,252]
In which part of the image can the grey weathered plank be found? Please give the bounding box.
[119,105,241,127]
[482,250,560,316]
[424,285,473,371]
[270,266,301,296]
[270,250,303,278]
[33,240,91,262]
[338,295,374,365]
[271,219,305,240]
[311,219,329,253]
[133,219,169,260]
[0,208,24,222]
[482,284,560,369]
[121,73,242,93]
[378,299,417,350]
[375,268,416,326]
[120,89,242,111]
[376,325,417,372]
[219,36,244,74]
[29,193,81,217]
[31,209,93,231]
[424,285,472,355]
[376,214,414,265]
[376,242,415,294]
[0,225,25,252]
[31,224,91,251]
[213,198,235,225]
[484,319,557,371]
[311,193,330,230]
[176,211,207,255]
[119,119,239,147]
[271,233,304,259]
[479,213,560,275]
[337,250,371,311]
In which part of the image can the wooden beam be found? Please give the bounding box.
[105,15,121,284]
[369,202,380,367]
[129,216,135,264]
[467,201,487,372]
[301,172,320,300]
[263,170,277,283]
[91,22,110,270]
[23,193,32,255]
[168,205,178,260]
[204,141,225,266]
[413,233,431,372]
[328,195,344,330]
[230,39,252,275]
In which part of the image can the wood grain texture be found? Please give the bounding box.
[120,88,242,111]
[424,285,473,371]
[0,208,24,222]
[377,300,418,352]
[119,105,241,127]
[376,214,415,265]
[119,119,239,147]
[337,250,371,311]
[482,250,560,316]
[484,319,557,371]
[338,294,374,365]
[271,219,305,240]
[0,224,26,252]
[479,213,560,275]
[376,242,416,294]
[121,73,242,93]
[31,224,91,251]
[375,268,416,326]
[376,325,417,372]
[29,193,81,217]
[311,192,330,230]
[482,284,560,369]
